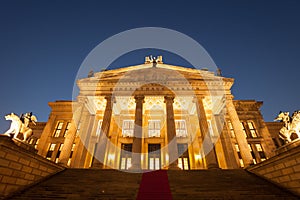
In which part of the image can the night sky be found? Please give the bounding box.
[0,0,299,133]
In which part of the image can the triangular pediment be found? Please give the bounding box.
[78,63,230,82]
[76,62,234,96]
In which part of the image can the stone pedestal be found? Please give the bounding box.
[0,134,64,198]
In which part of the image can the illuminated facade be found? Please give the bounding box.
[35,59,276,170]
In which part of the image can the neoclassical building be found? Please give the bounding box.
[35,57,277,170]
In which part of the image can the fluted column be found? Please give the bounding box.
[164,95,179,169]
[130,95,145,170]
[92,95,114,168]
[226,95,253,167]
[194,95,219,169]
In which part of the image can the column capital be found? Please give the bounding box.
[193,95,205,103]
[225,94,234,101]
[134,95,145,103]
[104,95,116,103]
[164,95,175,103]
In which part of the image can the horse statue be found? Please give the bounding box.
[3,112,37,142]
[274,110,300,143]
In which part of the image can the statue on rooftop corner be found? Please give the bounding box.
[274,110,300,143]
[3,112,37,142]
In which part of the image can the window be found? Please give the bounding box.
[46,143,56,160]
[76,122,81,135]
[240,122,247,138]
[255,144,266,161]
[67,143,76,166]
[207,120,214,137]
[234,144,244,167]
[177,144,189,170]
[148,120,161,137]
[53,122,64,137]
[55,144,64,163]
[175,120,187,137]
[228,121,235,138]
[248,144,257,164]
[248,122,258,138]
[34,139,39,149]
[95,120,103,136]
[120,144,132,170]
[122,120,134,137]
[63,122,71,137]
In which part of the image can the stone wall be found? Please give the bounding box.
[247,139,300,196]
[0,135,64,198]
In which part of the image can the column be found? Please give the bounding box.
[194,95,219,169]
[226,95,253,167]
[92,95,114,168]
[130,95,144,170]
[58,122,77,166]
[73,113,95,168]
[164,95,179,169]
[214,114,239,169]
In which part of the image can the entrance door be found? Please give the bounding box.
[120,143,132,170]
[177,143,190,170]
[148,144,161,170]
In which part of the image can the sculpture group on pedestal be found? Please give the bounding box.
[3,112,37,142]
[275,110,300,143]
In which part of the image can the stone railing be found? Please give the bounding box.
[247,139,300,196]
[0,135,65,198]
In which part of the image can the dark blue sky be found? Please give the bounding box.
[0,0,299,133]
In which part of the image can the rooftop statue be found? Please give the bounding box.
[274,110,300,143]
[3,112,37,142]
[145,55,163,66]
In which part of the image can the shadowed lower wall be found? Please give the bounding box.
[0,135,64,198]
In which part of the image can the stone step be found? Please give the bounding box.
[167,170,298,199]
[8,169,299,199]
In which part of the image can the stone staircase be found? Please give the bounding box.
[167,170,298,199]
[8,169,142,199]
[7,169,299,199]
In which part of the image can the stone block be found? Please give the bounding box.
[271,170,282,177]
[0,167,13,176]
[16,179,29,186]
[293,165,300,172]
[4,185,19,195]
[265,166,275,173]
[5,153,19,162]
[39,165,48,172]
[281,167,294,175]
[47,168,55,173]
[21,165,32,173]
[285,159,297,167]
[278,175,290,183]
[41,171,49,176]
[287,180,300,188]
[24,174,35,181]
[274,163,285,170]
[32,169,42,176]
[29,161,40,169]
[289,172,300,181]
[12,170,26,179]
[2,176,17,184]
[9,162,22,170]
[0,157,10,167]
[0,151,6,158]
[19,158,30,166]
[0,183,6,193]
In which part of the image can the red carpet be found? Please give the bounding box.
[136,170,172,200]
